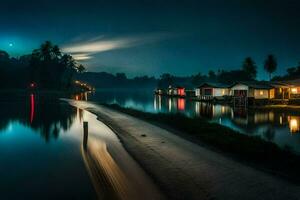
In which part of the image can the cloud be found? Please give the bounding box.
[71,53,92,61]
[62,32,175,61]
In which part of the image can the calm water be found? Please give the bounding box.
[0,94,161,200]
[84,89,300,154]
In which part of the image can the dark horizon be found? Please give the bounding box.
[1,0,300,79]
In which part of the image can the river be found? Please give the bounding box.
[82,89,300,154]
[0,93,162,200]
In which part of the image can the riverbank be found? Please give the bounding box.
[66,100,300,200]
[253,104,300,112]
[104,104,300,180]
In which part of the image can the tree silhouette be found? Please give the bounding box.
[77,64,86,73]
[30,41,83,89]
[192,73,205,86]
[264,55,277,80]
[208,70,217,81]
[242,57,257,80]
[158,73,173,88]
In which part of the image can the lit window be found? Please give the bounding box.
[222,89,225,95]
[260,90,264,95]
[291,88,298,94]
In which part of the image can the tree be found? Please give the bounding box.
[242,57,257,80]
[287,67,297,76]
[116,73,127,80]
[40,41,53,61]
[158,73,173,88]
[192,73,205,86]
[77,64,86,73]
[29,41,79,89]
[208,70,217,81]
[264,55,277,80]
[217,70,252,84]
[0,50,9,61]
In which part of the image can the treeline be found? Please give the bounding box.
[0,41,85,90]
[273,62,300,81]
[78,54,299,89]
[77,72,157,89]
[158,54,299,88]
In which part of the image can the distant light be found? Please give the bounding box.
[30,83,36,88]
[9,43,13,47]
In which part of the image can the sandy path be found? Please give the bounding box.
[66,100,300,200]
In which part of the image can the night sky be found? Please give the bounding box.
[1,0,300,79]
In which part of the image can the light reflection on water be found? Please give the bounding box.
[0,94,162,199]
[84,89,300,154]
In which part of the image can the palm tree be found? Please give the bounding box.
[40,41,53,61]
[242,57,257,80]
[60,54,76,69]
[52,45,62,59]
[264,55,277,80]
[29,41,82,89]
[77,64,86,73]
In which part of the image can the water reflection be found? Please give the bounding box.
[0,95,162,199]
[74,105,163,200]
[85,90,300,153]
[0,94,78,141]
[30,94,35,123]
[72,91,91,101]
[289,116,300,133]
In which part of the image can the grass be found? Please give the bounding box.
[104,103,300,183]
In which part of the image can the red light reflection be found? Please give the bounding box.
[177,98,185,111]
[30,94,35,123]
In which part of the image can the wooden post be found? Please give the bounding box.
[83,121,88,150]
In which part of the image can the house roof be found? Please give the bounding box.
[197,82,231,88]
[168,85,186,89]
[269,82,291,88]
[282,79,300,86]
[231,81,273,89]
[270,79,300,87]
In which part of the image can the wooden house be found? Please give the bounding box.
[230,82,275,100]
[195,83,231,100]
[167,86,186,97]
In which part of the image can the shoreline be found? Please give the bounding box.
[103,103,300,182]
[66,100,300,200]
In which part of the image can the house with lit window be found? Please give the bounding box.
[283,79,300,99]
[195,83,231,100]
[167,86,186,97]
[230,82,275,100]
[154,88,165,95]
[270,79,300,100]
[269,82,291,100]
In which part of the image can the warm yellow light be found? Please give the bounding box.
[260,90,264,95]
[290,118,299,133]
[279,116,283,125]
[222,89,225,95]
[221,106,226,114]
[291,88,298,94]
